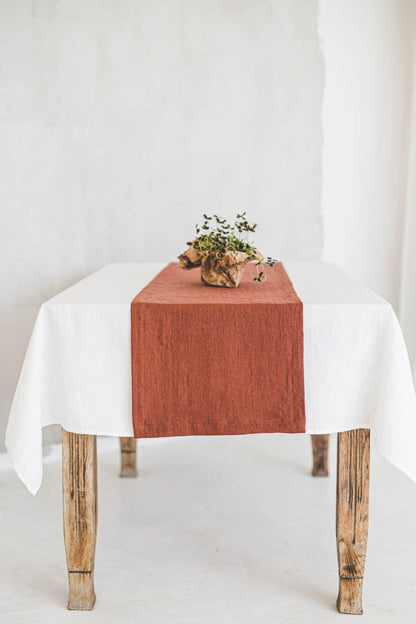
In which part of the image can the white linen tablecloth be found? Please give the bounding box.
[6,262,416,494]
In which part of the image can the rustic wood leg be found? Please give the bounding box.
[336,429,370,614]
[62,429,97,610]
[119,437,138,477]
[311,434,330,476]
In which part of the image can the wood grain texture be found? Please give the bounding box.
[311,434,329,476]
[119,437,138,477]
[336,429,370,614]
[62,429,97,610]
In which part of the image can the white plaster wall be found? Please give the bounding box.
[319,0,415,309]
[0,1,323,449]
[400,16,416,376]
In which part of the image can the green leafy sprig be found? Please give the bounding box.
[253,256,279,282]
[187,213,277,282]
[187,213,259,259]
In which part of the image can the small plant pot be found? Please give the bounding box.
[200,252,250,288]
[178,245,265,288]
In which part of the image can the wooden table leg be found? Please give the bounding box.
[336,429,370,614]
[311,434,329,476]
[119,437,138,477]
[62,429,97,610]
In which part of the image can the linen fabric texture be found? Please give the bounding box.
[131,263,305,438]
[6,262,416,494]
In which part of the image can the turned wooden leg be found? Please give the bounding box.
[336,429,370,614]
[311,434,330,476]
[119,437,138,477]
[62,430,97,610]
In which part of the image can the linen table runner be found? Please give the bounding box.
[131,262,305,438]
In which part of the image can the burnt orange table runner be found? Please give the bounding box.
[131,262,305,438]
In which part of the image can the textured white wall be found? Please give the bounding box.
[0,1,323,449]
[400,14,416,376]
[319,0,415,309]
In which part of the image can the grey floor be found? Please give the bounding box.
[0,433,415,623]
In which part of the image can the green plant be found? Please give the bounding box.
[185,213,277,282]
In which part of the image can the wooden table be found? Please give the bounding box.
[62,430,369,614]
[11,263,412,615]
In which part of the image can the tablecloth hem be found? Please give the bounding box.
[371,447,416,485]
[5,443,41,496]
[305,423,370,434]
[9,420,416,494]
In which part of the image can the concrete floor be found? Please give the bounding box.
[0,433,416,623]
